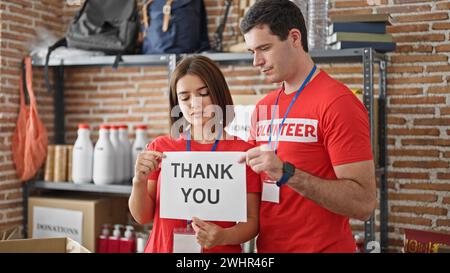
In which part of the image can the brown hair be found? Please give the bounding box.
[169,55,234,133]
[240,0,308,52]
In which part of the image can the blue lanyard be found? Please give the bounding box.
[186,129,222,152]
[268,65,317,152]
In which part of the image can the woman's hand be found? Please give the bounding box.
[133,151,164,183]
[191,217,226,249]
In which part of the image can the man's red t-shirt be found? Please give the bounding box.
[143,135,261,253]
[250,70,373,253]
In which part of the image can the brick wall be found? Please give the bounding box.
[330,0,450,252]
[0,0,63,233]
[1,0,449,252]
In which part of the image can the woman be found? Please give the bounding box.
[129,55,261,253]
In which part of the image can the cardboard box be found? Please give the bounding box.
[0,237,90,253]
[28,196,128,252]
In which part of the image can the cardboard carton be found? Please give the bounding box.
[0,237,90,253]
[28,195,128,252]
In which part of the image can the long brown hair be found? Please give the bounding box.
[169,55,234,134]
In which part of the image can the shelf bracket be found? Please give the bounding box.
[362,48,376,252]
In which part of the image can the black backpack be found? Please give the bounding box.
[45,0,139,92]
[142,0,210,54]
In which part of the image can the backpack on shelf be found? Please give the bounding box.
[45,0,140,92]
[142,0,210,54]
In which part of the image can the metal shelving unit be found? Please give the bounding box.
[26,48,387,252]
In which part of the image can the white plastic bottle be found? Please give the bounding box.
[307,0,329,50]
[107,224,123,253]
[119,225,136,253]
[110,125,124,184]
[72,124,94,184]
[131,125,149,176]
[118,125,132,184]
[93,124,115,185]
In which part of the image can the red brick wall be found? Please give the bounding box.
[1,0,449,252]
[0,0,63,232]
[331,0,450,252]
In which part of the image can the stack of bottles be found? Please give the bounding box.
[97,224,148,253]
[71,124,149,185]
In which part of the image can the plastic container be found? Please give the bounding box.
[307,0,329,50]
[119,225,136,253]
[93,125,115,185]
[107,224,123,253]
[354,233,365,253]
[131,125,149,177]
[72,124,94,184]
[118,125,132,184]
[110,125,124,184]
[97,224,111,253]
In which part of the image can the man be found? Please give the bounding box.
[238,0,376,252]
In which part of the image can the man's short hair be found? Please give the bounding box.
[240,0,309,52]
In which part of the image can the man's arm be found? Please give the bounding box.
[286,160,376,221]
[239,146,376,221]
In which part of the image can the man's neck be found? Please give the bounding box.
[283,56,317,95]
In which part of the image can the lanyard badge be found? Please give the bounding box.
[261,66,317,204]
[173,225,201,253]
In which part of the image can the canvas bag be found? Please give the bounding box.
[12,57,48,181]
[142,0,210,54]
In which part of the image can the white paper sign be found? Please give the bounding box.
[33,206,83,244]
[160,152,247,222]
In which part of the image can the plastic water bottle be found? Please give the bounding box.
[110,125,124,184]
[131,125,149,176]
[93,124,115,185]
[107,224,123,253]
[118,125,132,184]
[97,223,111,253]
[307,0,329,50]
[119,225,136,253]
[72,124,93,184]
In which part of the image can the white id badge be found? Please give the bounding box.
[173,228,201,253]
[262,180,280,203]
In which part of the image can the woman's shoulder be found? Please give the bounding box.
[147,135,181,151]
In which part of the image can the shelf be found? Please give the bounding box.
[32,48,385,67]
[310,48,386,63]
[27,181,132,195]
[32,54,175,67]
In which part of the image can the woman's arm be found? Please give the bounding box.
[128,150,163,224]
[128,178,157,224]
[191,192,260,248]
